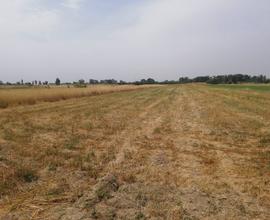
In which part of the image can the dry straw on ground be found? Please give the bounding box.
[0,84,270,219]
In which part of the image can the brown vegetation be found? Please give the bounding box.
[0,84,270,219]
[0,85,157,108]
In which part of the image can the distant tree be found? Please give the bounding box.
[0,80,3,85]
[43,81,48,85]
[161,80,178,84]
[55,78,61,85]
[140,79,147,84]
[119,80,127,85]
[25,82,32,86]
[73,79,87,87]
[205,74,269,84]
[21,79,24,85]
[133,78,157,85]
[111,79,118,84]
[257,75,267,83]
[100,79,118,84]
[146,78,156,84]
[89,79,99,84]
[78,79,85,84]
[193,76,210,83]
[179,77,191,84]
[38,81,42,85]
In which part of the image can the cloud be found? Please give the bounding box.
[101,0,270,78]
[0,1,61,40]
[0,0,269,82]
[61,0,84,10]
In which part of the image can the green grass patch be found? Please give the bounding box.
[209,84,270,92]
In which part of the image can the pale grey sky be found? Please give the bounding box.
[0,0,269,82]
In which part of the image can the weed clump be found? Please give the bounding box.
[65,137,80,150]
[95,174,119,201]
[16,167,38,183]
[135,212,146,220]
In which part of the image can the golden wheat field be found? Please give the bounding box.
[0,84,270,219]
[0,85,156,108]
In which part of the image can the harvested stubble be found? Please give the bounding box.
[0,84,270,219]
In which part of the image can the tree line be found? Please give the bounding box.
[179,74,270,84]
[0,74,269,86]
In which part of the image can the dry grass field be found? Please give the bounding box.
[0,84,270,219]
[0,85,155,108]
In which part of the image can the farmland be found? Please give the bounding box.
[0,84,270,219]
[209,84,270,92]
[0,85,155,108]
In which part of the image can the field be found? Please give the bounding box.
[0,85,154,108]
[0,84,270,219]
[209,84,270,92]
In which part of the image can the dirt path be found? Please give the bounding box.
[0,85,269,219]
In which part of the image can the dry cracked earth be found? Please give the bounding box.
[0,85,270,219]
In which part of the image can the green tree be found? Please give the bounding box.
[55,78,61,85]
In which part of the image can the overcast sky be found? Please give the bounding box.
[0,0,269,82]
